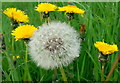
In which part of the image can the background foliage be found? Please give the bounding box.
[2,2,120,81]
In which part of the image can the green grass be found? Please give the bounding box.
[1,2,120,82]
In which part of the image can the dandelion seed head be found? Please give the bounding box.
[29,21,81,70]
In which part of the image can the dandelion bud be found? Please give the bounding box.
[98,53,109,63]
[80,24,86,41]
[66,13,74,20]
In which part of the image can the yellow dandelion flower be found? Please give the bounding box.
[94,41,118,55]
[58,5,85,15]
[12,56,20,60]
[35,3,57,14]
[11,24,37,41]
[3,8,29,23]
[16,56,20,59]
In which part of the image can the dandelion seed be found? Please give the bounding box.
[3,8,29,23]
[29,21,81,70]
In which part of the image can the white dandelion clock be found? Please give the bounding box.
[29,21,81,70]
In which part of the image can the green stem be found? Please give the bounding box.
[40,12,43,22]
[52,69,58,81]
[77,60,80,81]
[59,66,67,82]
[45,17,50,23]
[25,42,28,62]
[101,62,105,81]
[11,36,14,54]
[47,17,51,22]
[23,41,31,81]
[23,41,28,81]
[11,21,20,55]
